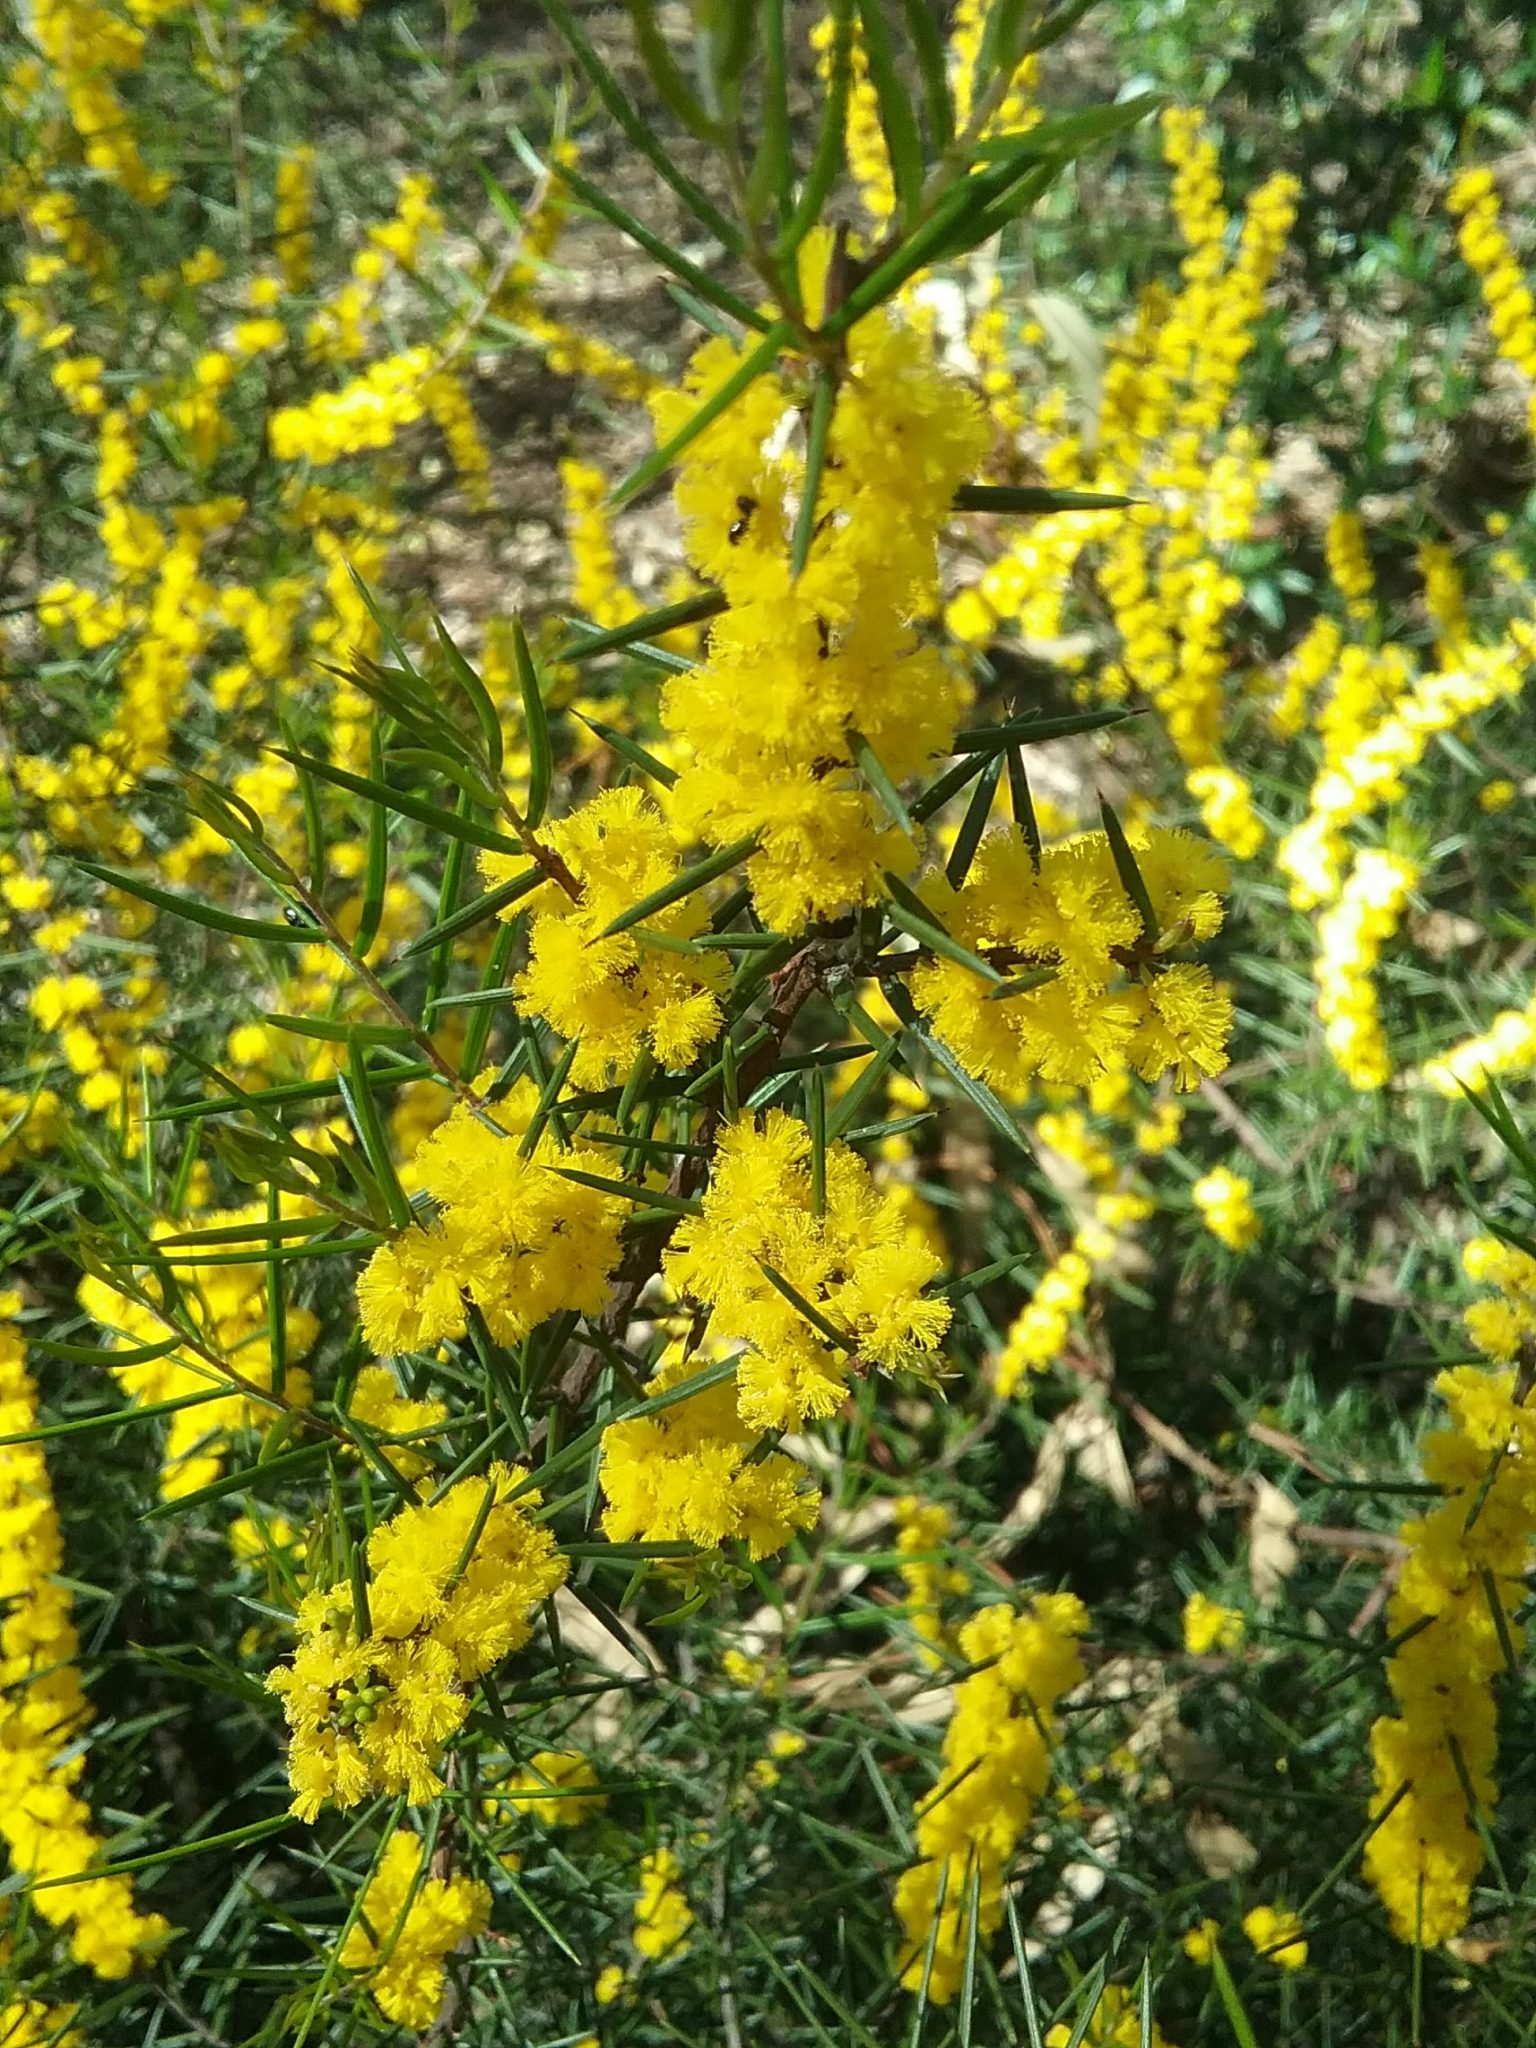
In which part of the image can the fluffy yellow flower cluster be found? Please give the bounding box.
[664,1110,951,1433]
[1278,595,1532,918]
[559,457,644,631]
[599,1343,818,1560]
[815,0,1041,239]
[489,1748,606,1829]
[305,169,440,362]
[30,0,168,205]
[1362,1238,1536,1945]
[812,16,894,230]
[894,1593,1089,2003]
[1270,615,1344,740]
[0,2000,81,2048]
[633,1845,693,1963]
[79,1207,318,1498]
[1191,1165,1259,1252]
[269,1466,568,1820]
[268,342,489,500]
[893,1496,967,1668]
[27,966,165,1122]
[995,1086,1178,1394]
[275,145,316,292]
[346,1362,450,1481]
[356,1079,626,1355]
[1314,849,1419,1090]
[911,824,1233,1093]
[1423,990,1536,1097]
[653,289,988,931]
[0,1298,171,1978]
[950,111,1297,861]
[1448,167,1536,428]
[487,788,728,1086]
[948,0,1040,137]
[339,1829,490,2029]
[996,1244,1094,1395]
[1324,509,1375,622]
[1182,1589,1245,1655]
[1242,1901,1308,1970]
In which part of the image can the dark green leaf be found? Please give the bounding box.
[556,588,724,664]
[952,482,1133,513]
[399,865,542,961]
[275,749,524,855]
[790,371,836,580]
[745,0,793,226]
[898,0,954,150]
[512,615,553,829]
[73,860,323,943]
[576,715,680,790]
[351,727,390,962]
[850,728,915,838]
[883,977,1030,1156]
[881,869,1000,982]
[945,752,1003,886]
[951,705,1140,751]
[433,611,505,777]
[538,0,746,252]
[550,1166,702,1216]
[1099,795,1158,940]
[554,159,767,330]
[856,0,924,224]
[968,93,1163,162]
[774,0,850,261]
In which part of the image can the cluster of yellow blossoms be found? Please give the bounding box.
[1182,1589,1245,1655]
[663,1109,951,1433]
[912,825,1233,1093]
[996,1080,1182,1394]
[268,342,491,507]
[489,788,728,1086]
[356,1078,626,1355]
[893,1495,967,1668]
[1191,1165,1259,1253]
[654,273,988,931]
[1314,849,1420,1090]
[269,1466,567,1820]
[632,1845,694,1962]
[1363,1236,1536,1945]
[599,1340,817,1560]
[1448,168,1536,430]
[894,1593,1088,2003]
[0,1298,170,1979]
[340,1828,490,2029]
[949,109,1298,864]
[30,0,169,205]
[488,1747,606,1830]
[79,1206,317,1498]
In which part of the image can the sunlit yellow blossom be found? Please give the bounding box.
[1192,1166,1259,1252]
[490,788,728,1086]
[339,1830,489,2028]
[911,824,1232,1093]
[1182,1590,1245,1655]
[895,1594,1088,2003]
[600,1343,818,1559]
[633,1846,692,1963]
[1243,1902,1307,1970]
[664,1110,951,1433]
[269,1466,567,1819]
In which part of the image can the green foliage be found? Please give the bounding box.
[3,1,1536,2044]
